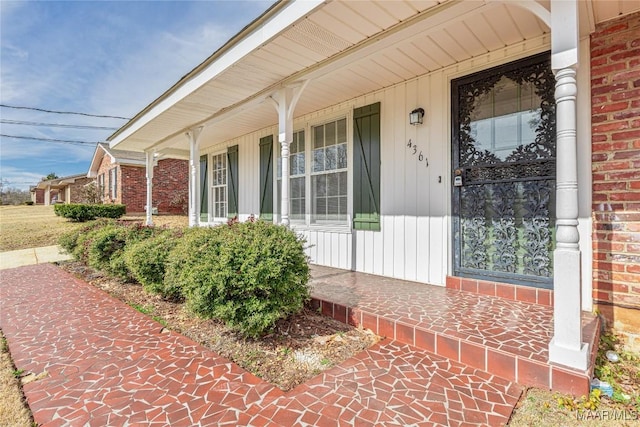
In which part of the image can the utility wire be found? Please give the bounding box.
[0,104,130,120]
[0,134,100,146]
[1,119,119,131]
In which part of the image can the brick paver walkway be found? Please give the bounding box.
[1,264,522,426]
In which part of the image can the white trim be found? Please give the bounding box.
[210,151,228,223]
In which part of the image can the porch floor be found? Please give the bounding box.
[309,265,600,396]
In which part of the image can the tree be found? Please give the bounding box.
[44,172,59,181]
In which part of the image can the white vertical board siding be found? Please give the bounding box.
[428,70,448,285]
[203,36,551,287]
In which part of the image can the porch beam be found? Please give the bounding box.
[269,82,308,226]
[187,127,203,227]
[548,0,588,371]
[145,151,154,226]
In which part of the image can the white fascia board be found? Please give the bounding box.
[113,158,147,167]
[110,0,324,150]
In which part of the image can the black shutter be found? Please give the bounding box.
[353,102,381,231]
[227,145,239,218]
[200,155,208,221]
[259,135,274,221]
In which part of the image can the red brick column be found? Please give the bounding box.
[590,12,640,344]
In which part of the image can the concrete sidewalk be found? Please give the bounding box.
[0,245,72,270]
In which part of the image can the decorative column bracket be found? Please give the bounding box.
[268,80,309,226]
[187,127,203,227]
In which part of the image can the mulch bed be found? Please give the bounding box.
[58,261,380,391]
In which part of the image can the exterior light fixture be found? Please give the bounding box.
[410,108,425,125]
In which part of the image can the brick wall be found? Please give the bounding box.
[31,188,44,204]
[120,165,146,213]
[96,153,120,204]
[152,158,189,215]
[67,177,94,203]
[119,159,188,215]
[590,11,640,343]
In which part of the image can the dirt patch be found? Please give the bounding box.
[59,261,380,391]
[0,332,34,427]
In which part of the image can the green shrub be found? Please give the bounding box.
[54,204,126,222]
[167,221,310,338]
[58,219,113,259]
[24,201,34,205]
[124,230,183,297]
[164,227,222,301]
[88,222,158,278]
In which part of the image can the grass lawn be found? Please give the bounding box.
[0,205,188,252]
[0,205,82,252]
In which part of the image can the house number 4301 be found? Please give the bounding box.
[407,139,428,167]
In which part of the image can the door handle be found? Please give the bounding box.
[454,169,463,187]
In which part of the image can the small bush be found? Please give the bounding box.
[167,221,310,338]
[87,222,158,278]
[124,230,183,298]
[54,204,126,222]
[58,219,113,259]
[23,201,34,205]
[164,227,222,301]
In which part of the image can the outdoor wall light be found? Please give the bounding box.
[409,108,425,125]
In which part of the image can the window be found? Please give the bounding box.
[311,118,348,224]
[211,153,227,219]
[277,130,305,222]
[469,77,541,160]
[98,174,105,199]
[109,167,118,199]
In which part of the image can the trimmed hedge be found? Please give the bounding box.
[166,221,310,338]
[60,217,311,338]
[54,204,126,222]
[124,230,182,298]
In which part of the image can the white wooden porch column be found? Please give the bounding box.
[269,82,308,226]
[145,151,154,226]
[187,127,203,227]
[44,185,51,206]
[548,0,588,370]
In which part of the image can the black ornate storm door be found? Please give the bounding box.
[452,53,556,289]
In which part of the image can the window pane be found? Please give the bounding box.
[337,143,347,169]
[337,118,347,143]
[338,171,347,196]
[313,149,325,172]
[314,126,324,149]
[339,196,347,215]
[325,122,336,146]
[327,172,339,196]
[313,174,326,197]
[325,145,337,170]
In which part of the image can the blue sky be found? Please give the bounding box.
[0,0,273,190]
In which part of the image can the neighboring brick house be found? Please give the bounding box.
[87,143,188,214]
[590,12,640,345]
[29,187,44,204]
[33,174,92,205]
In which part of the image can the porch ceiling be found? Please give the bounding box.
[108,0,640,155]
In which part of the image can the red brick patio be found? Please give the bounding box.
[0,264,528,426]
[309,265,600,396]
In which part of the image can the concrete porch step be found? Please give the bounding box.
[309,265,600,396]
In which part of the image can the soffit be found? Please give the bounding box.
[112,0,637,154]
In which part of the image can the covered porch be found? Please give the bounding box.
[107,0,639,388]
